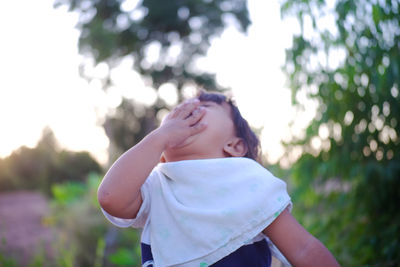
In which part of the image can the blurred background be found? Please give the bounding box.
[0,0,399,266]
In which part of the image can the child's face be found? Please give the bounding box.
[163,100,238,162]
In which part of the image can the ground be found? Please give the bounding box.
[0,191,53,266]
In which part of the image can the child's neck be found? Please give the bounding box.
[164,152,228,163]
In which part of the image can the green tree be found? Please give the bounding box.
[103,98,161,162]
[54,0,250,92]
[0,128,102,195]
[0,128,59,193]
[280,0,400,265]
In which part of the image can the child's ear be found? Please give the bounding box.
[223,137,248,157]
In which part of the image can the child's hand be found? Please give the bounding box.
[98,100,207,219]
[157,99,207,149]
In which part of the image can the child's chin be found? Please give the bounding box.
[174,136,198,149]
[164,140,203,160]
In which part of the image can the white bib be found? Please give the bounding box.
[148,157,291,267]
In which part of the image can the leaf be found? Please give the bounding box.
[108,248,138,266]
[372,5,380,27]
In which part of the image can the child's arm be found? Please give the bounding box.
[98,99,206,219]
[263,209,340,267]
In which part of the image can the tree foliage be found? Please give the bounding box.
[281,0,400,265]
[103,98,160,162]
[0,128,102,195]
[54,0,250,91]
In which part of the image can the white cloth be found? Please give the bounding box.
[103,157,292,267]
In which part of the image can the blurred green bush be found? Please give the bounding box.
[47,173,142,267]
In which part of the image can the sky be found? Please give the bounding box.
[0,0,314,166]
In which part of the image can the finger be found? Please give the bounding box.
[174,99,200,119]
[189,121,207,135]
[162,99,199,126]
[186,106,206,126]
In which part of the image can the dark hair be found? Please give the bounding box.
[197,91,261,162]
